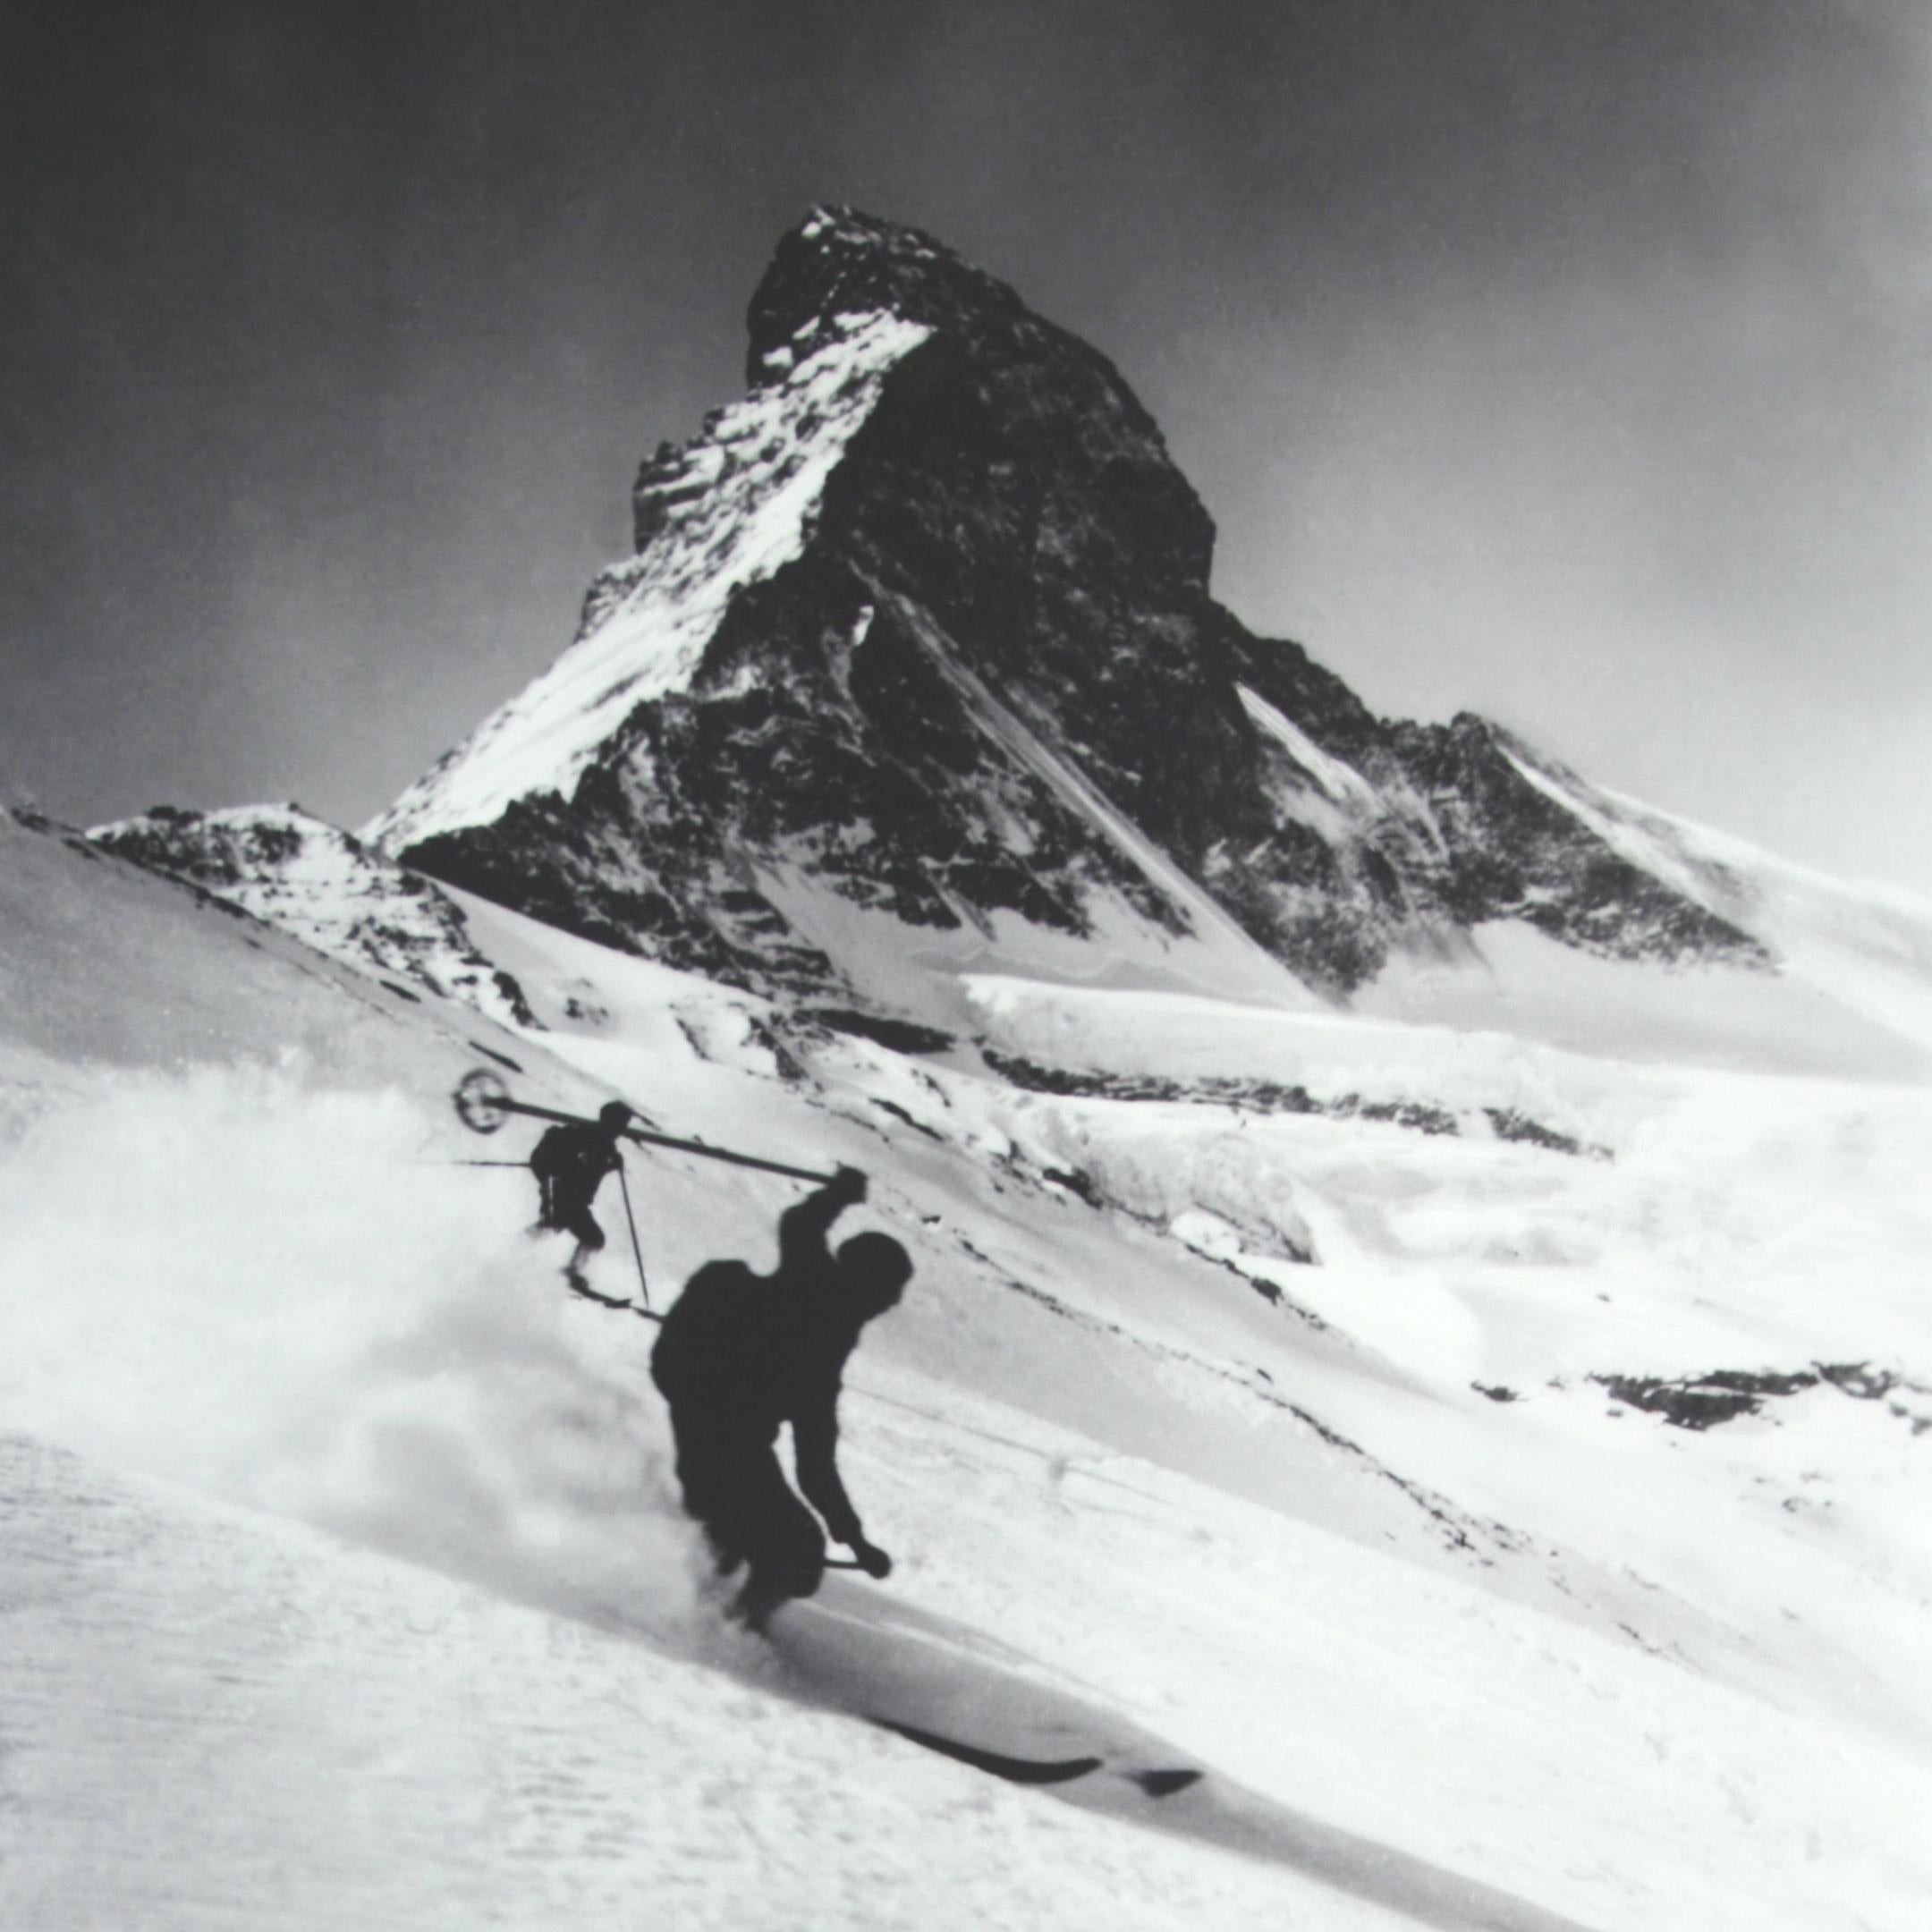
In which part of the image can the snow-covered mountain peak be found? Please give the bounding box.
[368,304,930,855]
[354,211,1932,1077]
[744,205,1030,387]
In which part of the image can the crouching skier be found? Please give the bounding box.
[530,1100,634,1298]
[650,1164,910,1630]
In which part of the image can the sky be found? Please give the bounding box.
[4,0,1928,894]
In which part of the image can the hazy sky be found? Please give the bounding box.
[5,1,1928,894]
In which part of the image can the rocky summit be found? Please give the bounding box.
[366,207,1763,1016]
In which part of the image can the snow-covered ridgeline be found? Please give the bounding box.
[1235,683,1381,817]
[369,309,932,854]
[87,804,533,1030]
[1500,746,1932,1055]
[1497,744,1738,917]
[1231,681,1453,883]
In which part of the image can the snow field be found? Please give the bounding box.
[928,1009,1932,1750]
[0,1064,1499,1928]
[6,1032,1931,1928]
[7,822,1932,1928]
[9,1439,1419,1932]
[849,1398,1932,1932]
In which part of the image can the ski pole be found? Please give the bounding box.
[617,1161,650,1311]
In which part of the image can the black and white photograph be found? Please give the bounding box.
[4,4,1929,1927]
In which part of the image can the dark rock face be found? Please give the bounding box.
[376,205,1767,1005]
[1593,1363,1931,1432]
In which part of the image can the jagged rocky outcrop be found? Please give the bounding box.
[90,805,537,1028]
[1593,1364,1932,1435]
[369,206,1766,1005]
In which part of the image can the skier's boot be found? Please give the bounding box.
[728,1576,785,1634]
[565,1270,633,1309]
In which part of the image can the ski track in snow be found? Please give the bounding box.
[770,1592,1606,1932]
[6,1437,1411,1932]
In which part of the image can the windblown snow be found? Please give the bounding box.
[1237,682,1385,818]
[368,309,931,853]
[1491,745,1932,1063]
[4,800,1932,1930]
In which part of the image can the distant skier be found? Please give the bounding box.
[530,1100,635,1297]
[650,1164,910,1630]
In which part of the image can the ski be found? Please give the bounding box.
[872,1719,1205,1796]
[453,1068,835,1183]
[872,1719,1104,1785]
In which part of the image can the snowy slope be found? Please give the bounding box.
[11,1436,1422,1932]
[0,801,545,1117]
[5,805,1931,1930]
[1534,759,1932,1058]
[88,801,537,1029]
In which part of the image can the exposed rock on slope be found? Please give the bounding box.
[89,804,536,1029]
[367,208,1763,1008]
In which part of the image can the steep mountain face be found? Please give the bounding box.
[369,208,1762,1012]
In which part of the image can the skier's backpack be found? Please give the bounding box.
[649,1259,763,1404]
[529,1124,571,1182]
[530,1124,574,1227]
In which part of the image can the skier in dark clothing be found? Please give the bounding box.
[650,1164,910,1630]
[530,1100,634,1296]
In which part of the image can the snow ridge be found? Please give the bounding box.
[1236,684,1382,818]
[886,597,1318,1005]
[1496,747,1932,1057]
[88,803,535,1029]
[369,309,931,853]
[1496,743,1735,917]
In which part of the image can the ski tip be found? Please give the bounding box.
[873,1719,1104,1786]
[1125,1767,1205,1798]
